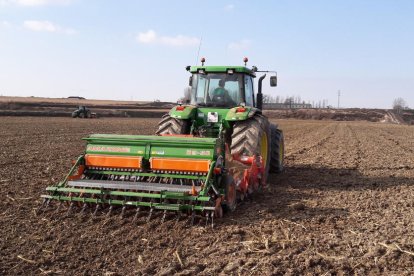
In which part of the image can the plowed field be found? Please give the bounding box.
[1,117,413,275]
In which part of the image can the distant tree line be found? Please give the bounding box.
[263,94,330,108]
[393,97,409,114]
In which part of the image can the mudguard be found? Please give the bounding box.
[169,105,197,120]
[225,107,260,121]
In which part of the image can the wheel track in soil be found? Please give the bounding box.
[346,124,363,170]
[351,124,414,170]
[377,127,414,155]
[274,120,332,153]
[372,127,414,170]
[285,122,363,169]
[285,122,339,160]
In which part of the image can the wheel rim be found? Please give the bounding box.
[260,133,268,166]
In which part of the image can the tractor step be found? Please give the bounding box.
[67,180,202,193]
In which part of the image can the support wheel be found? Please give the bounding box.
[214,198,223,218]
[223,175,237,212]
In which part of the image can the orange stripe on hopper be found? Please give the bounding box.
[150,158,210,173]
[85,154,142,169]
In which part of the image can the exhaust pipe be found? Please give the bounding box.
[257,74,266,110]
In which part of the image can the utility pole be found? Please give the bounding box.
[337,90,341,109]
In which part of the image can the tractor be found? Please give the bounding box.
[40,58,284,226]
[72,106,97,118]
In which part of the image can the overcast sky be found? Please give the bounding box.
[0,0,413,108]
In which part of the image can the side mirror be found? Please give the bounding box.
[270,76,277,87]
[189,76,193,86]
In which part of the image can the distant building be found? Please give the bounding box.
[263,103,312,109]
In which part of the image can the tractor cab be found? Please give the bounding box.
[189,70,254,108]
[186,58,277,110]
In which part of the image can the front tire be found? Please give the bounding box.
[269,124,284,173]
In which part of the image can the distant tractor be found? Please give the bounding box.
[72,106,97,118]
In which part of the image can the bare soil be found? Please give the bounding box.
[0,117,413,275]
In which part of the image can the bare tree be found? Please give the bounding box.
[285,97,294,108]
[393,97,408,114]
[263,94,271,104]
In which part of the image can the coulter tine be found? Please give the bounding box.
[146,207,154,222]
[211,211,215,229]
[93,204,100,216]
[107,205,113,217]
[205,212,209,227]
[81,203,87,215]
[45,199,51,209]
[161,210,167,224]
[120,206,126,219]
[132,207,141,222]
[175,211,181,223]
[67,202,74,215]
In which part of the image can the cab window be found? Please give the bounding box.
[244,76,254,106]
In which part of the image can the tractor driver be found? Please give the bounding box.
[211,79,236,106]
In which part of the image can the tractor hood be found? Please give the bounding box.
[168,105,258,122]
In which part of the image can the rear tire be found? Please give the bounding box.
[269,124,284,173]
[230,114,271,177]
[155,114,190,135]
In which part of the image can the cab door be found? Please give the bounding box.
[244,76,255,107]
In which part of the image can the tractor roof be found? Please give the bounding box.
[189,66,256,77]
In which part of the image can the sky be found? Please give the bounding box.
[0,0,413,108]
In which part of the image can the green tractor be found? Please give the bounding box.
[40,58,284,226]
[72,106,97,118]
